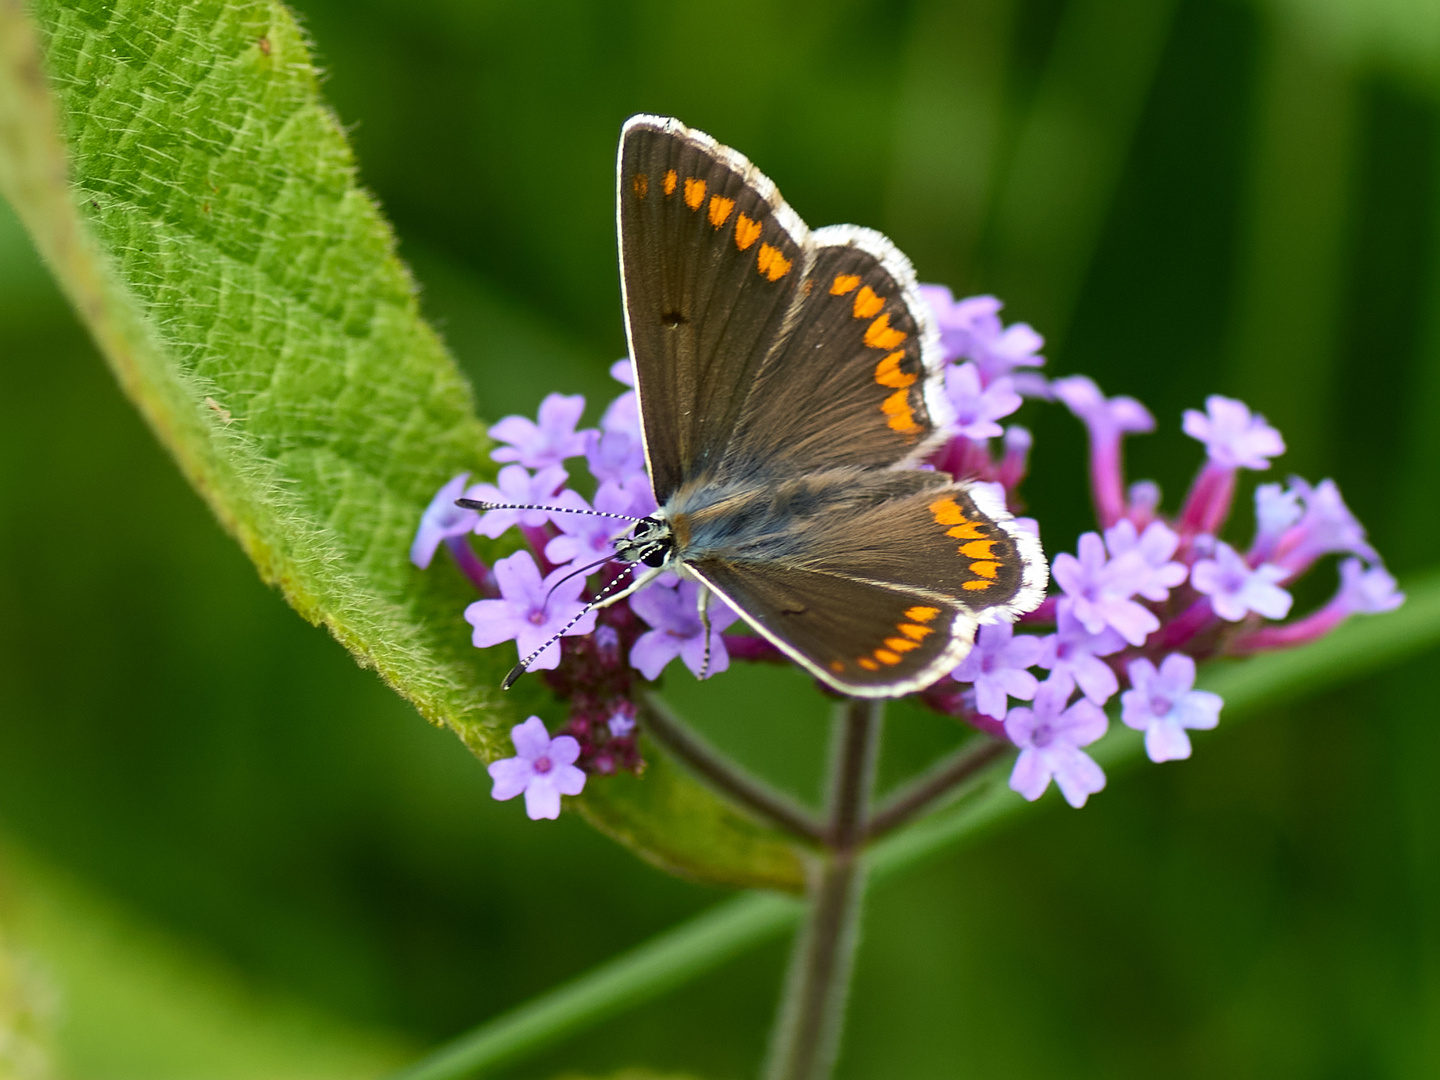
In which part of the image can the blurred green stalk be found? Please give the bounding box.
[387,571,1440,1080]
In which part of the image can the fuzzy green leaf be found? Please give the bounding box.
[0,0,811,890]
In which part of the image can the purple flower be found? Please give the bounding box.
[610,357,635,387]
[1103,519,1188,601]
[410,473,478,569]
[1052,375,1155,529]
[1052,375,1155,441]
[920,287,1046,390]
[586,425,646,487]
[951,622,1043,720]
[1272,478,1377,574]
[1051,532,1161,646]
[465,464,569,539]
[464,551,597,671]
[1334,557,1404,615]
[945,362,1022,440]
[1005,675,1109,808]
[489,393,592,468]
[630,579,740,680]
[488,716,586,820]
[544,483,636,573]
[1248,481,1304,563]
[1191,541,1292,622]
[607,703,637,738]
[1037,599,1126,705]
[1121,654,1222,763]
[1182,395,1284,471]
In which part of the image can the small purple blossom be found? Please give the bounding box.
[489,392,592,468]
[1182,395,1285,471]
[1121,654,1222,763]
[945,362,1022,440]
[1005,675,1109,808]
[630,580,740,680]
[465,551,598,670]
[1335,557,1404,615]
[1191,541,1292,622]
[488,716,586,820]
[466,464,569,539]
[607,703,637,738]
[411,472,477,570]
[920,287,1046,392]
[1051,532,1160,646]
[1053,375,1155,528]
[1103,519,1188,601]
[1249,481,1304,563]
[1037,599,1126,705]
[951,622,1043,720]
[1272,478,1377,574]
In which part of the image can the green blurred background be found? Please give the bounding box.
[3,0,1440,1076]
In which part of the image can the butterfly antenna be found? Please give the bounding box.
[456,498,644,522]
[544,552,618,604]
[501,564,638,690]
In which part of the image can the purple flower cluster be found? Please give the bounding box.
[413,292,1402,819]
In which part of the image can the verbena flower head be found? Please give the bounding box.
[412,285,1403,818]
[488,716,587,820]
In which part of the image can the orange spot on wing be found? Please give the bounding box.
[884,637,920,653]
[874,649,902,666]
[898,623,933,640]
[633,173,648,197]
[684,177,706,209]
[968,560,1001,579]
[757,243,792,281]
[864,313,907,350]
[963,580,992,591]
[852,285,884,319]
[905,606,940,623]
[881,388,918,432]
[947,522,987,540]
[831,274,861,295]
[663,169,677,195]
[857,657,880,671]
[734,213,762,250]
[929,498,964,525]
[874,350,915,389]
[708,194,735,227]
[961,540,998,559]
[829,660,846,674]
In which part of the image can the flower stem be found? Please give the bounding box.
[865,736,1008,840]
[639,694,827,844]
[763,699,882,1080]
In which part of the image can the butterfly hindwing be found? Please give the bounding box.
[619,116,808,501]
[682,477,1047,697]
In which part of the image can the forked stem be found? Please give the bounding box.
[763,699,883,1080]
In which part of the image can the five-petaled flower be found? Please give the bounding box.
[1005,675,1109,808]
[1121,654,1222,762]
[465,551,597,670]
[630,579,740,680]
[488,716,587,819]
[1182,395,1285,471]
[489,392,592,468]
[951,621,1042,720]
[1191,541,1293,622]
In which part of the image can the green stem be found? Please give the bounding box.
[763,700,883,1080]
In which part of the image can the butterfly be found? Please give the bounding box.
[471,115,1047,696]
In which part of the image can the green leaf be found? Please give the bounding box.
[0,0,813,889]
[0,0,511,752]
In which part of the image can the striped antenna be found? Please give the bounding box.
[501,563,639,690]
[455,498,643,523]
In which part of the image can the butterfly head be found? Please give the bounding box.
[613,515,674,569]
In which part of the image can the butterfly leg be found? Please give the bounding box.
[594,564,665,609]
[696,583,713,679]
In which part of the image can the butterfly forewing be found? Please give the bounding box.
[619,117,807,501]
[721,231,949,478]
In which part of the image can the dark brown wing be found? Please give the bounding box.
[618,116,807,501]
[717,228,952,480]
[685,480,1048,697]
